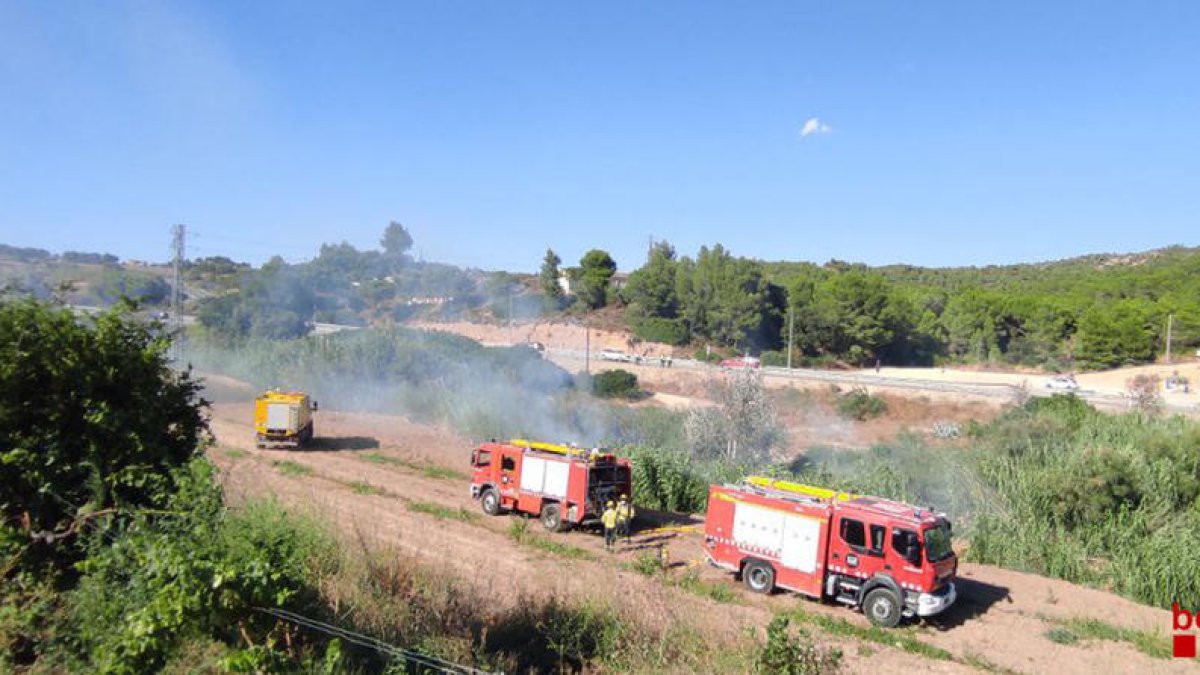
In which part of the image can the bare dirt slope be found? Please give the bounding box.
[206,400,1194,675]
[408,319,679,359]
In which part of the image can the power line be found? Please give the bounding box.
[253,606,494,675]
[29,491,489,673]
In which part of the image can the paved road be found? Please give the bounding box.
[544,347,1196,414]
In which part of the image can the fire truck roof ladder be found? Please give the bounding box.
[744,476,856,503]
[510,438,586,458]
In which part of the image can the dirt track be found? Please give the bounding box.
[205,388,1194,675]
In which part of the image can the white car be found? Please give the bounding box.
[1045,375,1079,391]
[599,349,631,363]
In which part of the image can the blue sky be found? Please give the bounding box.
[1,2,1197,273]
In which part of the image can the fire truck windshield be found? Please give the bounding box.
[924,523,953,562]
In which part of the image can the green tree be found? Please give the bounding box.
[380,220,414,259]
[812,271,897,364]
[941,288,1002,361]
[1076,299,1159,369]
[677,245,776,349]
[623,242,679,318]
[577,249,617,309]
[781,266,832,358]
[539,248,565,311]
[0,300,210,578]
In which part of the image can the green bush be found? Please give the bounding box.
[759,350,787,367]
[592,369,639,399]
[68,460,338,674]
[631,316,689,345]
[834,388,888,421]
[755,616,842,674]
[533,600,636,670]
[629,553,663,577]
[0,300,209,580]
[965,397,1200,610]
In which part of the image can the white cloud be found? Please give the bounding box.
[800,117,832,138]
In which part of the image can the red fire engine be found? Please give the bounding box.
[704,476,957,627]
[469,439,633,532]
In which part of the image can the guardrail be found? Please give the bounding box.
[542,347,1195,413]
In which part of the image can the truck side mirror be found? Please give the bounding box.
[311,400,319,411]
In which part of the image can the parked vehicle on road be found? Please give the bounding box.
[719,355,761,369]
[1045,374,1079,391]
[704,476,957,627]
[599,348,630,362]
[470,439,633,532]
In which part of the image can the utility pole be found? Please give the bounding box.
[584,321,590,375]
[170,223,186,364]
[1166,313,1174,363]
[782,303,792,367]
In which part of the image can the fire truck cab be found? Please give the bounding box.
[705,477,957,627]
[469,439,633,533]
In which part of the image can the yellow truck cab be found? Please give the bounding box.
[253,390,317,449]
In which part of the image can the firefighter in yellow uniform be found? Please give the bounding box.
[602,500,618,551]
[616,494,635,543]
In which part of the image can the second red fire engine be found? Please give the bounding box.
[704,476,957,627]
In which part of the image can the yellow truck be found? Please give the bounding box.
[254,390,318,449]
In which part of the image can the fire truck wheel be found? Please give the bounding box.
[742,560,775,594]
[541,503,565,532]
[480,489,501,516]
[863,588,902,628]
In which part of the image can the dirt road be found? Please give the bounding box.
[205,395,1194,675]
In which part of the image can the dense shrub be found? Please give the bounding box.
[755,615,842,674]
[965,397,1200,609]
[67,461,338,674]
[0,300,209,579]
[759,350,787,367]
[631,316,689,345]
[834,388,888,421]
[592,369,639,399]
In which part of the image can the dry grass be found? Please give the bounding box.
[358,452,468,481]
[317,528,756,673]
